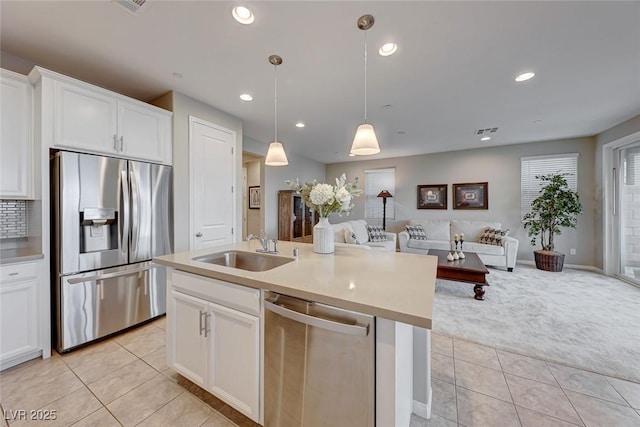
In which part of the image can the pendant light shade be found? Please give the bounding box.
[350,14,381,156]
[265,54,289,166]
[351,123,380,155]
[265,141,288,166]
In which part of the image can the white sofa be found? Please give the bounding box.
[398,219,518,271]
[331,219,397,252]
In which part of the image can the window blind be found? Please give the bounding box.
[521,153,578,220]
[364,168,395,220]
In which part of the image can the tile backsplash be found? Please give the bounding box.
[0,200,28,239]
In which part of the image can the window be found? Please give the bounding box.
[521,153,578,219]
[364,168,395,220]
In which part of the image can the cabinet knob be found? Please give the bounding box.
[195,232,203,238]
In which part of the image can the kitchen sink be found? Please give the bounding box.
[192,250,294,272]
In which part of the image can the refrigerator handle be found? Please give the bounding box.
[130,170,139,259]
[66,263,162,284]
[120,170,130,257]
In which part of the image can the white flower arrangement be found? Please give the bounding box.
[285,174,363,218]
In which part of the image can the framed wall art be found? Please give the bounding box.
[249,186,261,209]
[453,182,488,210]
[417,184,447,209]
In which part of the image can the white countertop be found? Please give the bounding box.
[154,241,436,329]
[0,248,44,265]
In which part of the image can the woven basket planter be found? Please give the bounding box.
[534,250,565,272]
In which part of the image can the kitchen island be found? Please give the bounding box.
[155,240,437,426]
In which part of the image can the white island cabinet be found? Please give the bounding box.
[167,269,260,423]
[156,241,437,427]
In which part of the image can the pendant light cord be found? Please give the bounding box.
[364,29,368,124]
[274,64,278,141]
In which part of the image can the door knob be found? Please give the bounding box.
[195,232,203,237]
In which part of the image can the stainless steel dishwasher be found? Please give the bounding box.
[264,291,375,427]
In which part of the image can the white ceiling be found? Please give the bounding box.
[1,1,639,164]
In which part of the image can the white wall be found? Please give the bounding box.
[151,91,243,253]
[244,137,326,237]
[327,137,597,266]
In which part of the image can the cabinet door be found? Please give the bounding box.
[168,291,208,388]
[208,302,260,421]
[0,71,31,198]
[54,81,118,153]
[0,277,38,364]
[118,101,171,164]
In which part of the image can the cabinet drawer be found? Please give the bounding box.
[171,270,260,316]
[0,262,38,283]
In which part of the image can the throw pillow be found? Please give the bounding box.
[405,224,427,240]
[366,225,387,242]
[344,229,361,245]
[478,228,510,246]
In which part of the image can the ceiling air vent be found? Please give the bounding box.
[113,0,147,14]
[475,127,499,135]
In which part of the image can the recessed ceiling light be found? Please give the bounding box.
[397,130,406,135]
[239,93,253,101]
[379,42,398,56]
[232,6,254,24]
[382,104,392,109]
[295,122,305,128]
[481,136,491,141]
[533,119,543,124]
[515,72,535,82]
[349,153,356,157]
[172,72,183,79]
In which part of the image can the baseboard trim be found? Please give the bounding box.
[517,260,603,273]
[413,398,431,420]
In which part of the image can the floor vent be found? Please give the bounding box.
[113,0,147,14]
[475,127,499,135]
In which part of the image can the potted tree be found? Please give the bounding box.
[522,173,583,272]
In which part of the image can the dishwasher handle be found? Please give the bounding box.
[264,299,369,337]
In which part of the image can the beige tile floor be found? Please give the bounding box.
[411,334,640,427]
[0,317,251,427]
[2,317,640,427]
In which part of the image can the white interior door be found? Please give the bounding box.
[189,117,236,250]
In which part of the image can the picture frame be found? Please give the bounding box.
[249,186,261,209]
[417,184,447,209]
[453,182,488,210]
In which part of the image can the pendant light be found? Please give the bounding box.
[350,14,381,156]
[265,54,289,166]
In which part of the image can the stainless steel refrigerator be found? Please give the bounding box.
[52,151,173,352]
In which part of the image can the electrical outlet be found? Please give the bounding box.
[570,248,576,255]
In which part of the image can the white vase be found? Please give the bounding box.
[313,217,334,254]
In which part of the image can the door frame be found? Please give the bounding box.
[602,130,640,277]
[188,116,237,251]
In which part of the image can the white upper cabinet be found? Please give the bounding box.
[30,67,172,164]
[118,100,170,164]
[0,69,33,198]
[55,80,118,154]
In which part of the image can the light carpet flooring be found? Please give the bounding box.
[432,263,640,384]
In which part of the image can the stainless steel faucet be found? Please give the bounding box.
[247,234,279,254]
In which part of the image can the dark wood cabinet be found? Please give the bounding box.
[278,190,317,243]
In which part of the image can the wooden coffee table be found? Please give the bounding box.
[429,249,490,300]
